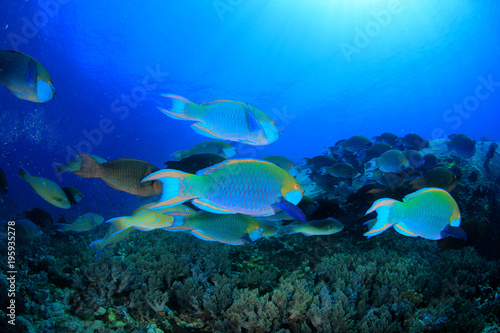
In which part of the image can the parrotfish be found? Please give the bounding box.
[0,50,56,102]
[142,159,306,222]
[73,154,162,197]
[367,150,410,173]
[164,211,279,245]
[262,156,296,171]
[169,140,236,160]
[17,167,71,209]
[56,213,104,232]
[165,154,226,174]
[55,154,107,174]
[364,187,466,241]
[158,95,280,145]
[90,226,134,259]
[284,217,344,236]
[106,203,196,235]
[9,218,43,239]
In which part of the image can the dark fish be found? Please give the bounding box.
[305,168,339,192]
[9,218,43,239]
[321,163,360,179]
[165,154,226,174]
[22,208,53,228]
[297,155,337,170]
[0,50,55,102]
[336,135,372,153]
[423,154,439,170]
[399,133,429,150]
[445,134,476,158]
[0,167,7,194]
[74,154,162,197]
[405,150,425,169]
[356,142,392,161]
[298,195,319,216]
[62,186,84,206]
[409,167,459,192]
[372,133,399,145]
[262,156,295,171]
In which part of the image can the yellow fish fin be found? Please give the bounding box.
[192,198,233,214]
[142,169,197,209]
[191,123,224,140]
[191,230,216,242]
[394,222,418,237]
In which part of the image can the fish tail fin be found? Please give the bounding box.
[106,217,129,235]
[89,238,108,260]
[365,158,377,171]
[283,225,298,235]
[158,94,198,120]
[73,154,102,178]
[54,163,67,174]
[142,169,198,209]
[55,223,70,232]
[16,166,30,181]
[364,198,398,238]
[169,150,187,161]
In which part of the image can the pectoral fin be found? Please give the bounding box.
[274,197,306,222]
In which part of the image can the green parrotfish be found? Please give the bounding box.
[142,159,306,221]
[158,95,280,145]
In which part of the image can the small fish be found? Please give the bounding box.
[405,150,425,169]
[444,134,476,158]
[367,150,410,173]
[336,135,371,153]
[398,133,429,150]
[8,218,43,239]
[165,154,226,174]
[17,167,71,209]
[169,140,236,161]
[409,167,458,192]
[0,167,7,194]
[158,95,280,145]
[61,186,84,206]
[321,163,360,179]
[371,133,399,145]
[356,142,392,161]
[90,226,134,259]
[297,155,337,170]
[0,50,55,102]
[284,217,344,236]
[305,168,339,192]
[262,156,296,171]
[364,187,466,241]
[364,169,408,188]
[422,154,439,170]
[142,159,306,222]
[74,154,162,197]
[22,208,52,228]
[56,213,104,232]
[165,212,279,245]
[55,154,107,174]
[106,203,196,235]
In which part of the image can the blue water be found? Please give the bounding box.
[1,0,499,218]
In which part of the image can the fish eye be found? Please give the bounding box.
[48,81,52,84]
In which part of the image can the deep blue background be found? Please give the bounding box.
[1,0,499,221]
